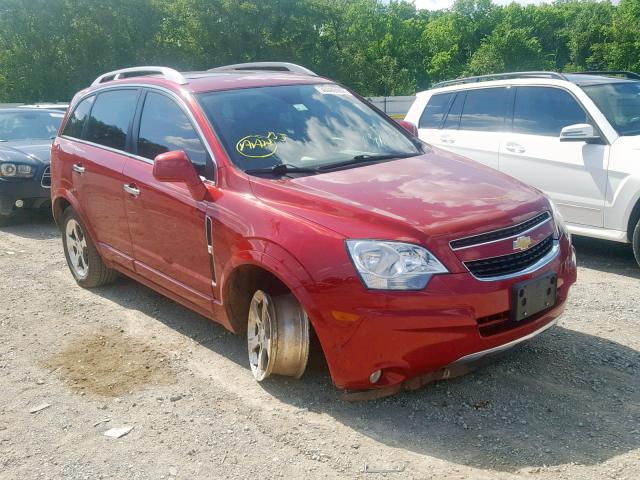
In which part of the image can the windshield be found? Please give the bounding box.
[197,84,420,174]
[582,82,640,136]
[0,110,64,141]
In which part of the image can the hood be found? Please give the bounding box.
[249,147,550,245]
[0,139,53,165]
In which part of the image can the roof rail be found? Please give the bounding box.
[432,71,568,89]
[570,70,640,80]
[91,66,187,86]
[208,62,316,76]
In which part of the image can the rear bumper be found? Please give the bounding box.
[305,235,577,391]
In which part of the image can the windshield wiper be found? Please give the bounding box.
[245,163,320,176]
[318,152,419,171]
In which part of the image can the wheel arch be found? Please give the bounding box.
[627,195,640,242]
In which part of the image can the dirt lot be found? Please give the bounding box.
[1,214,638,480]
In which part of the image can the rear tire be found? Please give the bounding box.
[633,219,640,268]
[62,207,118,288]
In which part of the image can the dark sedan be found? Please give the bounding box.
[0,108,64,223]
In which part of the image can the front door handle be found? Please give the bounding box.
[505,142,526,154]
[440,135,455,144]
[123,183,140,197]
[72,163,85,174]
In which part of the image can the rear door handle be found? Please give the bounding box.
[505,142,525,154]
[72,163,85,174]
[123,183,140,197]
[440,135,455,144]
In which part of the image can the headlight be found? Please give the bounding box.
[0,163,35,178]
[549,199,570,241]
[346,240,448,290]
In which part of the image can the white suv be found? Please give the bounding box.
[405,71,640,267]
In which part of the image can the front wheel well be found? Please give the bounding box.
[223,264,290,335]
[628,198,640,241]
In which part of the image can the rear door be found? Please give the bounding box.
[418,87,511,170]
[57,89,139,270]
[499,86,609,227]
[416,91,455,146]
[122,89,216,312]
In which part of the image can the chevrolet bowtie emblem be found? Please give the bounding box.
[513,236,533,251]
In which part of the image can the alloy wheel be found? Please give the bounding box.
[247,290,309,382]
[65,218,89,278]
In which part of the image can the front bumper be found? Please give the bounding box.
[0,166,51,215]
[305,235,577,392]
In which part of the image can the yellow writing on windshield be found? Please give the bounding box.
[236,132,288,158]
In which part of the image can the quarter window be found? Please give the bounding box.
[513,87,588,137]
[85,89,139,150]
[137,91,207,170]
[459,88,509,131]
[443,92,465,129]
[62,96,94,139]
[419,93,453,129]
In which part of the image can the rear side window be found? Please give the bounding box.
[85,89,139,150]
[513,87,588,137]
[419,93,453,129]
[137,91,207,168]
[443,92,465,129]
[459,88,509,131]
[62,96,94,139]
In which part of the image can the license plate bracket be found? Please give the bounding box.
[511,272,557,322]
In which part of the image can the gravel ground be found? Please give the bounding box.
[0,213,638,480]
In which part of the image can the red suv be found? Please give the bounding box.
[51,63,577,396]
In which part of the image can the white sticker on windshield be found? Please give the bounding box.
[314,84,351,96]
[293,103,308,111]
[50,113,64,118]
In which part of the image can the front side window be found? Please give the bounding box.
[459,87,509,131]
[582,82,640,136]
[513,87,588,137]
[0,110,64,141]
[62,96,94,139]
[419,93,453,129]
[85,89,139,150]
[197,83,420,173]
[137,91,207,169]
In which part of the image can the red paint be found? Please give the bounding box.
[398,120,418,136]
[51,73,577,391]
[153,150,208,201]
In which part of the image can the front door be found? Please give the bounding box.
[499,86,609,227]
[122,89,215,312]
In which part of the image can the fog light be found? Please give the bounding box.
[14,199,24,208]
[369,369,382,384]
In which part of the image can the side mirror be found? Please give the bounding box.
[153,150,208,201]
[398,120,419,137]
[559,124,601,143]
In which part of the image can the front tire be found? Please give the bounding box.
[247,290,310,381]
[61,208,118,288]
[633,218,640,268]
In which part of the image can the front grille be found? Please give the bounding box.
[450,211,551,249]
[41,166,51,188]
[464,235,554,279]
